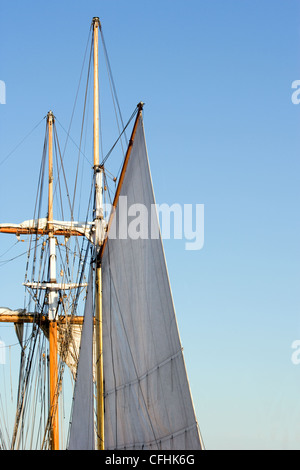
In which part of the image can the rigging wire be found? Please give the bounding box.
[72,35,93,218]
[0,242,43,268]
[55,119,91,166]
[54,135,65,221]
[77,79,92,222]
[0,118,45,168]
[24,119,48,286]
[100,26,127,152]
[56,102,138,180]
[60,27,92,165]
[0,20,141,449]
[0,240,21,259]
[100,105,138,168]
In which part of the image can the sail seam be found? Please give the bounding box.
[104,349,183,397]
[106,422,199,450]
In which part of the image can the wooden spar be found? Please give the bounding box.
[0,314,87,324]
[47,111,59,451]
[92,16,105,451]
[95,258,104,450]
[49,321,59,449]
[48,111,54,231]
[0,227,85,236]
[93,18,100,170]
[100,102,144,259]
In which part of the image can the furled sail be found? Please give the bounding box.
[68,268,95,450]
[101,116,203,450]
[0,219,94,241]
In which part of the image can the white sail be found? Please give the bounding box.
[57,324,81,379]
[0,219,94,241]
[101,116,203,450]
[68,268,95,450]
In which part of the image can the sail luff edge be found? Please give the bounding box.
[100,103,144,259]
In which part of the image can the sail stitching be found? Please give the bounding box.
[105,237,161,449]
[104,349,183,397]
[106,422,199,450]
[133,120,181,438]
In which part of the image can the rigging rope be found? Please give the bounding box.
[0,118,45,168]
[71,35,93,218]
[100,105,138,167]
[100,26,127,150]
[0,20,142,450]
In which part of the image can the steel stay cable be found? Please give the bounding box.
[0,117,45,168]
[100,105,138,167]
[72,32,93,216]
[100,26,127,149]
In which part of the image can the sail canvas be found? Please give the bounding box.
[101,116,203,450]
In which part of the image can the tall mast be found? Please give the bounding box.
[92,16,105,451]
[47,110,59,450]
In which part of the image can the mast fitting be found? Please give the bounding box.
[92,17,101,29]
[47,110,55,121]
[93,164,103,172]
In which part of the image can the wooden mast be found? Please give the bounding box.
[92,16,105,451]
[47,110,59,451]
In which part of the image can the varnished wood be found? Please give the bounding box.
[0,314,88,324]
[49,320,59,450]
[0,227,85,236]
[92,16,105,451]
[93,18,100,168]
[48,111,54,231]
[47,110,59,450]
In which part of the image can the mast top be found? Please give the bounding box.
[47,110,54,122]
[92,17,101,28]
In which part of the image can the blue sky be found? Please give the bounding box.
[0,0,300,450]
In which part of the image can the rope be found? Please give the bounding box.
[71,35,93,217]
[100,27,127,149]
[0,242,43,268]
[100,105,139,167]
[0,118,45,168]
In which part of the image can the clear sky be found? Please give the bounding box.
[0,0,300,450]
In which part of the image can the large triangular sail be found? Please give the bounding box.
[101,115,203,450]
